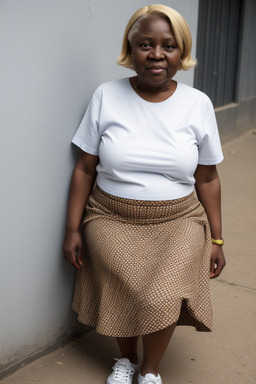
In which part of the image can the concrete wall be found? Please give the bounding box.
[0,0,199,375]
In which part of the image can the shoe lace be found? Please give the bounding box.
[113,359,135,382]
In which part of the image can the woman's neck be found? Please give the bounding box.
[130,76,177,102]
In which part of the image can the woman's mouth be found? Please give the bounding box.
[147,66,166,74]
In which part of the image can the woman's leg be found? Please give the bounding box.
[140,322,177,376]
[116,336,139,364]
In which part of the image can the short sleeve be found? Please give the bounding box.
[198,101,224,165]
[71,94,101,155]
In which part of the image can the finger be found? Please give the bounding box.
[70,252,82,270]
[76,247,83,267]
[62,245,71,261]
[213,260,225,278]
[65,250,81,271]
[210,258,216,279]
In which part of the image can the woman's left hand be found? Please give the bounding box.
[210,244,226,278]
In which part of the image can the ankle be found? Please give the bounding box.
[122,355,138,365]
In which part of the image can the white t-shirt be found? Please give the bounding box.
[72,78,223,200]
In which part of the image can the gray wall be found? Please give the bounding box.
[237,0,256,99]
[0,0,199,375]
[215,0,256,142]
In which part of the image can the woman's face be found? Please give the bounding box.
[130,16,182,90]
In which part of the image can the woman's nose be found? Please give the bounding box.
[149,46,164,60]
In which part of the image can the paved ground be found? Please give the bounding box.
[1,130,256,383]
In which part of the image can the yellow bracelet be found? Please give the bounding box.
[212,238,224,246]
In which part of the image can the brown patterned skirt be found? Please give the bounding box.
[72,186,213,337]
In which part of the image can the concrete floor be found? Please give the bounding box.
[1,130,256,383]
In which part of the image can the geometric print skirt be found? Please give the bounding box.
[72,185,213,337]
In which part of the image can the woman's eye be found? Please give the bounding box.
[139,43,151,48]
[166,45,175,50]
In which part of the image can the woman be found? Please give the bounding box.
[62,4,226,384]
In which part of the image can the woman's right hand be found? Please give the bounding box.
[62,152,98,270]
[62,230,83,270]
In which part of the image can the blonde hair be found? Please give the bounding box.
[117,4,197,71]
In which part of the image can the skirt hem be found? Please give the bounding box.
[72,307,212,338]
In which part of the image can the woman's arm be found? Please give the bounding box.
[62,151,99,270]
[194,164,226,278]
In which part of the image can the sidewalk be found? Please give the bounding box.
[1,130,256,384]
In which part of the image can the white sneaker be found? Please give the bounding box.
[137,372,162,384]
[106,358,139,384]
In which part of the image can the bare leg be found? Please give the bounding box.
[116,336,139,364]
[140,322,177,376]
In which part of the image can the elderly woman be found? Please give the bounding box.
[62,4,226,384]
